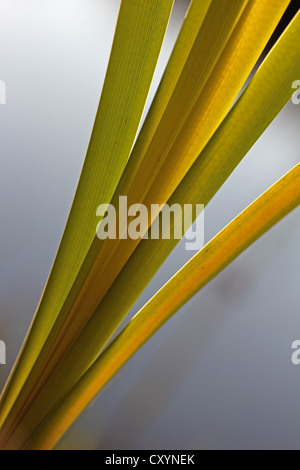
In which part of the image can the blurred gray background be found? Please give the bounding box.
[0,0,299,450]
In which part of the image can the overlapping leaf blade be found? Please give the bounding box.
[11,8,298,445]
[24,162,300,450]
[0,0,299,451]
[0,0,252,442]
[0,0,175,428]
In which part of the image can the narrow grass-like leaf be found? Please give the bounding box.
[1,6,299,450]
[34,0,288,368]
[74,4,300,363]
[24,163,300,450]
[0,0,174,427]
[0,0,250,441]
[78,0,291,321]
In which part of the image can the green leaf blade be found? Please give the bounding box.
[26,162,300,450]
[0,0,174,430]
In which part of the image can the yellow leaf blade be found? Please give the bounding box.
[0,0,251,440]
[1,1,298,449]
[25,163,300,450]
[0,0,174,428]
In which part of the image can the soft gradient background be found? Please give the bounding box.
[0,0,299,450]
